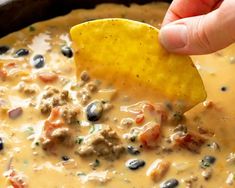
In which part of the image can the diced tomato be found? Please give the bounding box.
[135,113,145,124]
[40,107,65,152]
[139,122,161,147]
[38,72,58,83]
[48,107,61,122]
[174,132,206,153]
[0,69,7,80]
[6,62,17,68]
[43,107,64,137]
[143,103,168,123]
[5,168,27,188]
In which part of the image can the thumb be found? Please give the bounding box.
[159,9,235,55]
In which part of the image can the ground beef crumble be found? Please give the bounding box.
[61,106,80,124]
[41,127,75,151]
[40,107,78,151]
[17,81,39,95]
[76,71,100,105]
[80,70,90,82]
[76,126,125,160]
[39,86,70,114]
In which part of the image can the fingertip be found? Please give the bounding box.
[159,24,188,52]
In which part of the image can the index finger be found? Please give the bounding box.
[162,0,222,26]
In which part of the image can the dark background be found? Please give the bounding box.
[0,0,172,37]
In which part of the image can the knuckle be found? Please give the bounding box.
[216,5,235,42]
[194,16,215,53]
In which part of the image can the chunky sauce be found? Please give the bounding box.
[0,3,235,188]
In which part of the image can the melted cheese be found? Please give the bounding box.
[0,2,235,188]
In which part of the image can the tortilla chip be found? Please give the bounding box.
[70,18,206,111]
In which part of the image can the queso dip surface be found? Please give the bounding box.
[0,2,235,188]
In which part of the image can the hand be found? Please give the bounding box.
[159,0,235,55]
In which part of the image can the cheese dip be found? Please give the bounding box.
[0,3,235,188]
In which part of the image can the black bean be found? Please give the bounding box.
[160,179,179,188]
[86,101,103,122]
[15,49,29,57]
[126,159,145,170]
[200,155,216,168]
[61,46,73,58]
[201,155,216,166]
[0,45,9,55]
[32,54,45,68]
[221,86,227,92]
[0,137,3,150]
[62,156,70,161]
[127,146,140,155]
[204,155,216,164]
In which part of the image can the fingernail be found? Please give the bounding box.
[159,24,188,50]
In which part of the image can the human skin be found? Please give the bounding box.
[159,0,235,55]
